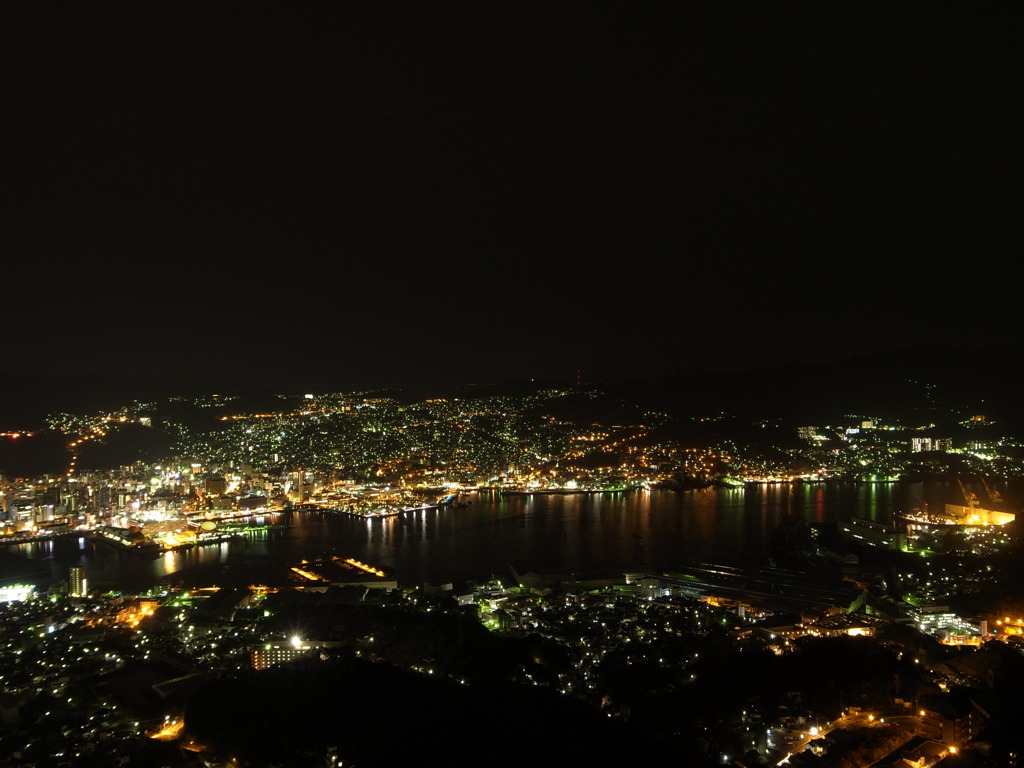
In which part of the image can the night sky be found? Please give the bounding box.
[3,4,1021,391]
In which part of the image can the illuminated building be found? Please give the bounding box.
[911,436,953,452]
[919,694,981,748]
[252,646,310,670]
[251,637,346,670]
[252,638,319,670]
[804,612,885,637]
[69,566,88,597]
[8,499,35,525]
[0,584,34,602]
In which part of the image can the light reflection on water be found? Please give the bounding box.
[0,481,972,590]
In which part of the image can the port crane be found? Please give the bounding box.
[978,475,1005,506]
[955,475,980,510]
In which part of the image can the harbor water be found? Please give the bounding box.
[0,480,1004,592]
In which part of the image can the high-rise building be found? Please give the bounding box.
[912,436,953,452]
[69,566,88,597]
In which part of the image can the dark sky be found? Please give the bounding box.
[2,4,1021,390]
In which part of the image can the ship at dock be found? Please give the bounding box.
[898,475,1016,529]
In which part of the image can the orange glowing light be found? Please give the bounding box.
[344,558,386,577]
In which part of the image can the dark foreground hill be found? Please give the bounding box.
[184,655,700,768]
